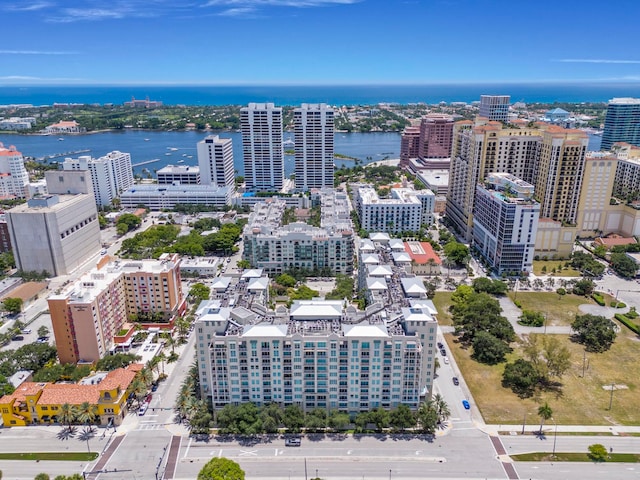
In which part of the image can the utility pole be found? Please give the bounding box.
[522,411,527,435]
[609,383,615,410]
[582,350,587,377]
[552,419,558,459]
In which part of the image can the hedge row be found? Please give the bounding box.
[614,314,640,335]
[591,293,606,306]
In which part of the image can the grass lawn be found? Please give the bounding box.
[533,260,581,277]
[433,291,454,326]
[445,325,640,426]
[511,452,640,462]
[0,452,98,461]
[507,291,610,326]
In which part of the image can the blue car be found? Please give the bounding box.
[462,400,470,410]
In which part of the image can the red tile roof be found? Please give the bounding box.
[404,241,442,265]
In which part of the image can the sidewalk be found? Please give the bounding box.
[482,423,640,435]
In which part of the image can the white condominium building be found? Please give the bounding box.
[241,103,284,192]
[294,103,335,191]
[0,143,29,198]
[196,298,435,413]
[62,151,134,207]
[197,135,235,192]
[472,173,540,275]
[242,191,354,275]
[354,186,435,234]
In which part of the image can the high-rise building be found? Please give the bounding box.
[479,95,511,122]
[418,114,454,159]
[48,253,183,364]
[0,143,29,198]
[294,103,334,190]
[6,193,100,276]
[197,135,235,192]
[400,125,421,167]
[601,98,640,150]
[472,173,540,275]
[241,103,284,192]
[62,151,134,207]
[577,152,618,235]
[446,120,587,240]
[156,165,201,185]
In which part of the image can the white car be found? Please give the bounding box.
[138,404,148,416]
[443,356,450,365]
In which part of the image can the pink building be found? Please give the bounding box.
[419,114,454,159]
[400,126,421,167]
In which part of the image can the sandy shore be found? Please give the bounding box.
[366,158,401,168]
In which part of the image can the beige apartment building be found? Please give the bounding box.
[48,253,183,364]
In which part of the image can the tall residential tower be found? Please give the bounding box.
[479,95,510,123]
[294,103,335,190]
[601,98,640,150]
[241,103,284,192]
[197,135,235,192]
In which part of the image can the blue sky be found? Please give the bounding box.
[2,0,640,85]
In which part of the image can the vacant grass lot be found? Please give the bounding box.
[507,291,612,326]
[532,261,581,277]
[433,291,454,326]
[445,324,640,426]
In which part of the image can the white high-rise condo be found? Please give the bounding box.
[0,143,29,198]
[241,103,284,192]
[294,103,334,190]
[197,135,235,192]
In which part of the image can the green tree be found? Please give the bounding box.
[415,400,439,434]
[537,402,553,433]
[198,457,245,480]
[587,443,608,462]
[472,331,511,364]
[518,310,545,327]
[275,273,296,288]
[35,474,50,480]
[443,241,469,266]
[189,283,210,303]
[450,291,515,345]
[282,404,305,433]
[37,325,50,338]
[472,278,508,295]
[571,314,617,352]
[572,278,596,296]
[58,403,78,431]
[95,352,140,371]
[610,252,639,278]
[260,403,283,433]
[0,374,14,396]
[389,404,416,432]
[304,408,327,432]
[76,401,98,426]
[2,297,23,314]
[116,213,142,234]
[327,410,350,432]
[432,393,451,425]
[368,407,390,432]
[237,259,251,269]
[502,359,538,398]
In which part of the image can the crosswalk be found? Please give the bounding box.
[136,423,165,431]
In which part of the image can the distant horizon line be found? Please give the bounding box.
[3,80,640,88]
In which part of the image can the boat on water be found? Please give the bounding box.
[165,152,172,156]
[58,138,64,141]
[177,160,185,164]
[144,138,150,141]
[167,147,179,151]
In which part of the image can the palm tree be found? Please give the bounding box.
[59,403,78,431]
[129,378,148,408]
[537,402,553,434]
[137,367,154,388]
[433,393,451,425]
[77,402,98,427]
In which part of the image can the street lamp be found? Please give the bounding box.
[552,418,558,459]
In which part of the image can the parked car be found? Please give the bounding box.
[440,349,447,357]
[11,335,24,341]
[462,400,470,410]
[443,356,449,365]
[151,383,158,392]
[36,336,49,343]
[285,437,301,447]
[452,377,460,386]
[437,342,444,349]
[21,328,32,334]
[138,404,148,416]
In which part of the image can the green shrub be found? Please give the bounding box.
[513,300,522,309]
[591,293,605,306]
[627,308,639,319]
[610,301,626,308]
[588,443,608,462]
[614,313,640,334]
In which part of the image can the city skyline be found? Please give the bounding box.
[1,0,640,86]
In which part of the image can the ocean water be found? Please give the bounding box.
[2,83,640,107]
[0,130,401,176]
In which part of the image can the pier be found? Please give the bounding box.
[35,149,91,161]
[132,158,160,167]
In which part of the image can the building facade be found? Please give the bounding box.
[602,98,640,150]
[472,173,540,275]
[419,114,454,159]
[243,191,354,275]
[242,103,284,192]
[294,103,335,190]
[6,194,100,276]
[62,151,134,207]
[197,135,235,192]
[48,254,183,364]
[400,125,421,167]
[479,95,510,122]
[0,365,140,427]
[156,165,201,185]
[354,186,435,234]
[120,184,231,210]
[0,143,29,198]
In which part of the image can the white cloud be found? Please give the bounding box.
[203,0,360,8]
[4,2,53,12]
[556,59,640,64]
[0,50,78,55]
[0,75,86,82]
[217,7,257,16]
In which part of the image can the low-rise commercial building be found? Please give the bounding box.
[157,165,201,185]
[120,184,231,210]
